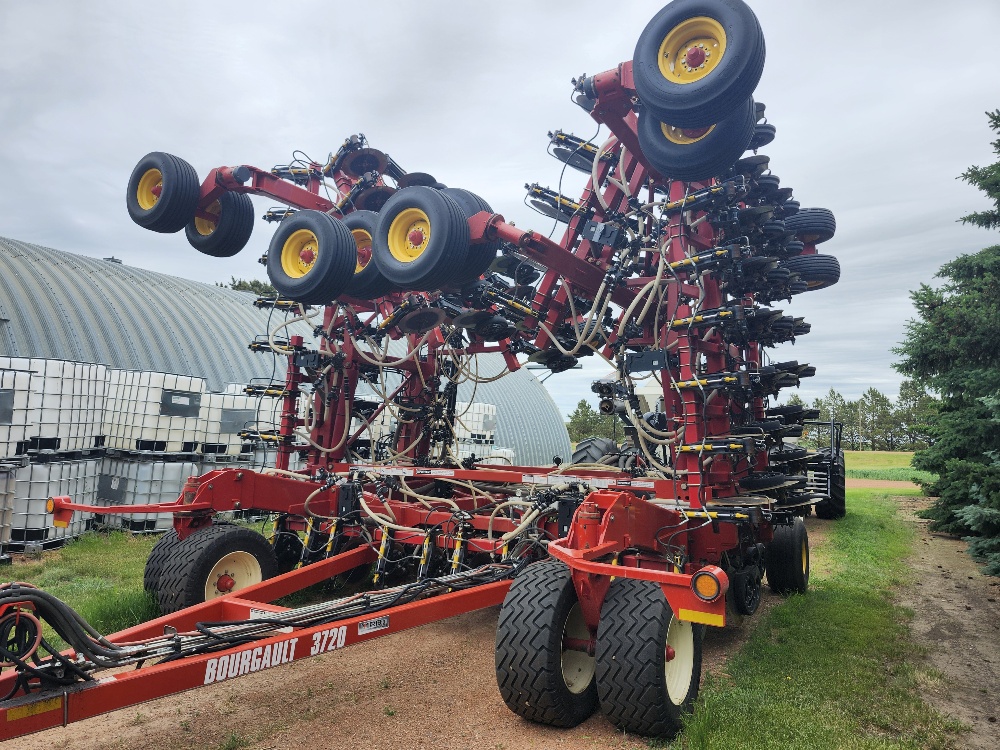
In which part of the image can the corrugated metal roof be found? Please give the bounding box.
[0,237,570,465]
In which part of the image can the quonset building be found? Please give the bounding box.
[0,236,571,548]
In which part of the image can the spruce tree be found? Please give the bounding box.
[893,110,1000,573]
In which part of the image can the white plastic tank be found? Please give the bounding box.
[200,392,260,455]
[103,370,206,453]
[0,368,36,460]
[0,462,16,546]
[10,458,98,548]
[96,457,200,533]
[0,358,107,454]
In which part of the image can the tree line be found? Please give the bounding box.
[787,382,938,452]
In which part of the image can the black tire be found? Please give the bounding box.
[440,188,500,285]
[784,207,836,244]
[815,453,847,519]
[780,253,840,290]
[156,524,279,614]
[126,152,200,233]
[596,577,704,738]
[495,559,598,728]
[184,191,255,258]
[637,97,755,182]
[373,186,470,290]
[266,210,357,305]
[571,437,618,464]
[765,518,809,595]
[143,529,181,592]
[341,211,396,299]
[633,0,765,128]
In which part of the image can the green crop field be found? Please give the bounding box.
[843,451,936,483]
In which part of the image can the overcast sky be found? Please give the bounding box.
[1,0,998,419]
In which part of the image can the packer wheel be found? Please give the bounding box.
[143,528,181,592]
[440,187,501,286]
[596,577,704,738]
[341,210,396,299]
[372,186,470,290]
[156,523,279,614]
[781,254,841,291]
[637,96,755,182]
[784,207,836,244]
[126,151,200,233]
[185,191,255,258]
[633,0,765,128]
[266,210,357,305]
[495,559,598,727]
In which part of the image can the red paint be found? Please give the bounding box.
[685,45,706,67]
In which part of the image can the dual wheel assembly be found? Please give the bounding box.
[495,522,809,739]
[264,185,499,304]
[632,0,767,182]
[127,154,501,306]
[143,522,278,614]
[127,152,255,258]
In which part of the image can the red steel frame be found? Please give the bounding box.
[1,55,799,740]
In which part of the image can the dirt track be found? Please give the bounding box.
[896,494,1000,749]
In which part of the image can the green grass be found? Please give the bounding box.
[10,531,159,645]
[843,451,914,470]
[669,487,962,749]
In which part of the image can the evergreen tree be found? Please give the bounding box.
[566,400,618,442]
[893,110,1000,574]
[218,276,277,296]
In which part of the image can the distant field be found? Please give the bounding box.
[844,451,913,470]
[843,451,936,483]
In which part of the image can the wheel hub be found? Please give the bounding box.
[684,45,707,68]
[682,126,712,139]
[216,574,236,593]
[299,247,316,264]
[408,228,426,247]
[665,644,676,662]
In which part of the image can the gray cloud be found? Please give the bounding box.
[2,0,998,419]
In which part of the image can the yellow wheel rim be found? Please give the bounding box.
[136,168,163,210]
[204,550,262,601]
[193,200,221,236]
[661,122,716,145]
[387,207,431,263]
[658,16,727,84]
[281,228,320,278]
[352,228,373,273]
[801,538,808,574]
